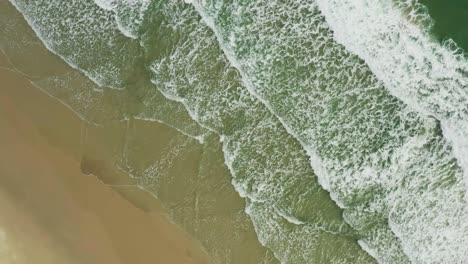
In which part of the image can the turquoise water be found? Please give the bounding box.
[4,0,468,263]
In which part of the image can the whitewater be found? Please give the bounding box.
[316,0,468,201]
[6,0,468,263]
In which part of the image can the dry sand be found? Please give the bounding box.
[0,53,211,264]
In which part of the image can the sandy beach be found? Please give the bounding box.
[0,53,211,264]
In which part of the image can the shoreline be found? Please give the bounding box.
[0,53,211,264]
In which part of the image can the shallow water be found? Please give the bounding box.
[2,0,468,263]
[0,2,278,263]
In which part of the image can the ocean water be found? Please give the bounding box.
[419,0,468,52]
[0,2,281,263]
[3,0,468,263]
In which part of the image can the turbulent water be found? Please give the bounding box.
[3,0,468,263]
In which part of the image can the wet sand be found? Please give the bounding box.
[0,55,211,264]
[0,1,280,260]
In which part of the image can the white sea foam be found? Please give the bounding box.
[147,2,371,262]
[10,0,467,262]
[133,115,207,144]
[315,0,468,199]
[93,0,116,11]
[190,0,468,262]
[9,0,138,89]
[137,134,192,193]
[8,1,109,88]
[93,0,151,39]
[314,1,468,259]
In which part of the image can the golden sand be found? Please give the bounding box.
[0,55,211,264]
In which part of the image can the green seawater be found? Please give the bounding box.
[420,0,468,52]
[1,1,372,263]
[2,0,468,263]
